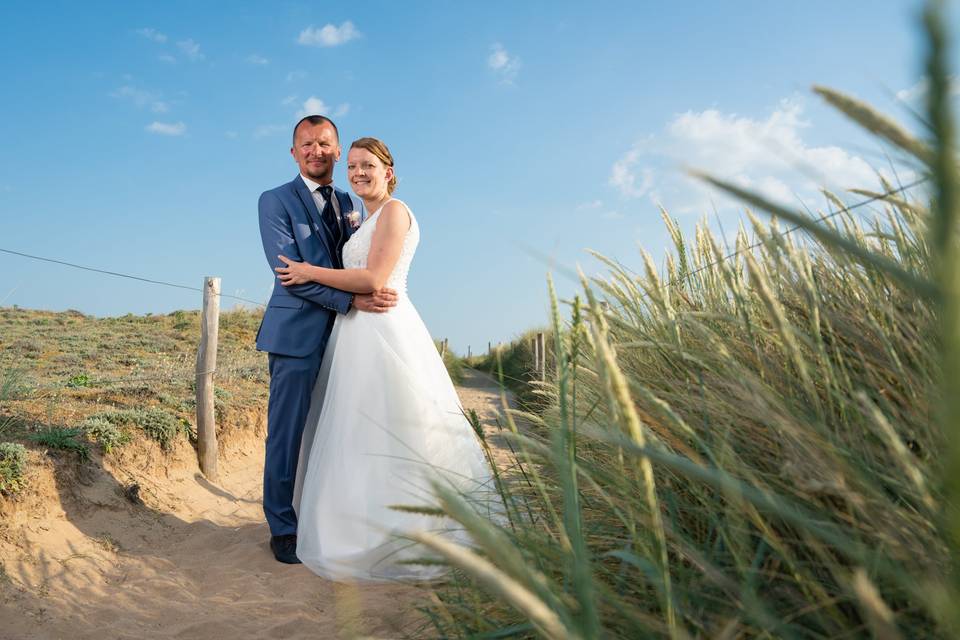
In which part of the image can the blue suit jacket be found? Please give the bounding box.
[256,175,365,357]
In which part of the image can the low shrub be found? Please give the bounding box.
[27,427,89,460]
[90,408,185,450]
[0,442,27,494]
[82,417,131,454]
[66,373,91,388]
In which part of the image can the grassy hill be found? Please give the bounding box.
[0,307,268,493]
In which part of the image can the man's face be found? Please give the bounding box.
[291,121,341,184]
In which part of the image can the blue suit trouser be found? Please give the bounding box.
[263,342,324,536]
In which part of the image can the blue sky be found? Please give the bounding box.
[0,1,951,353]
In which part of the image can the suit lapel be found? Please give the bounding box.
[292,177,336,259]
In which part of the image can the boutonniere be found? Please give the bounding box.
[345,210,362,230]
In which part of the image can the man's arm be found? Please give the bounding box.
[258,190,353,314]
[275,201,408,293]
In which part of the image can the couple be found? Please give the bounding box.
[255,115,494,581]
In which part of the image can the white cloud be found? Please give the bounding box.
[286,70,308,82]
[610,148,655,198]
[896,76,960,104]
[158,54,176,64]
[177,38,203,61]
[135,27,167,43]
[111,85,169,113]
[296,96,350,119]
[299,97,330,117]
[225,131,239,139]
[146,121,186,136]
[609,97,892,214]
[298,22,360,47]
[896,78,929,104]
[488,42,520,84]
[281,94,298,106]
[246,54,269,65]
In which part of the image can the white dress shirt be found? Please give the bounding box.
[300,174,342,222]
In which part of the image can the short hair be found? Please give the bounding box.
[292,115,339,145]
[350,137,397,195]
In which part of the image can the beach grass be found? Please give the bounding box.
[419,3,958,637]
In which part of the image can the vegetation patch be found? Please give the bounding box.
[27,427,89,461]
[471,327,553,410]
[82,417,131,454]
[0,442,27,494]
[66,373,92,388]
[442,350,465,386]
[1,369,33,401]
[90,408,187,451]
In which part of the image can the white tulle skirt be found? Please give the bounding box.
[293,295,496,582]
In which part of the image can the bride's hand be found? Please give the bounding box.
[275,255,313,286]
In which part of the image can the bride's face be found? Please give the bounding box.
[347,148,393,200]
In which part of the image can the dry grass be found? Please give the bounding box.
[0,306,268,477]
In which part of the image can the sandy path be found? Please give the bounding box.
[0,370,510,640]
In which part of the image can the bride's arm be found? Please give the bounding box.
[275,200,411,294]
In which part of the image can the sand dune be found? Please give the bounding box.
[0,370,509,640]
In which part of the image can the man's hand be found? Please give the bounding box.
[275,255,314,286]
[354,288,399,313]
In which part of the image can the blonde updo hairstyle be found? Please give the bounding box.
[350,137,397,195]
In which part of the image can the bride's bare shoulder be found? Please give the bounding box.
[379,199,412,229]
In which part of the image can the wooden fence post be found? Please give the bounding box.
[196,276,220,481]
[536,332,546,381]
[532,335,541,378]
[439,338,447,358]
[468,345,472,359]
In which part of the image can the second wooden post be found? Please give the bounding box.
[196,276,221,481]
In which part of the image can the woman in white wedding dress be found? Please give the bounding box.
[274,137,495,582]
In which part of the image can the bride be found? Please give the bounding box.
[274,137,495,581]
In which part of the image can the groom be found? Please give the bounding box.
[256,115,398,564]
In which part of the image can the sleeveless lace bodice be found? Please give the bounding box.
[342,199,419,293]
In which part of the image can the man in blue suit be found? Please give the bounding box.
[256,115,398,564]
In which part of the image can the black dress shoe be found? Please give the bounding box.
[270,534,302,564]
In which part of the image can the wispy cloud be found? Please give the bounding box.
[296,96,350,119]
[158,54,176,64]
[281,95,298,106]
[177,38,203,61]
[111,85,169,113]
[488,42,520,84]
[297,22,360,47]
[246,54,269,65]
[286,70,308,83]
[577,199,624,220]
[135,27,167,43]
[225,131,239,139]
[146,121,186,136]
[609,96,893,214]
